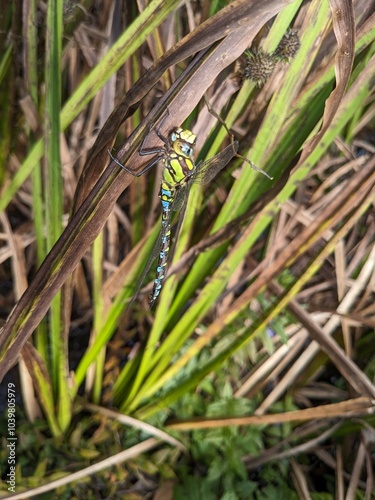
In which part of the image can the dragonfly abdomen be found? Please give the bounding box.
[149,220,171,306]
[149,187,174,306]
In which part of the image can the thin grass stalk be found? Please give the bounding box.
[44,0,72,433]
[91,232,105,403]
[0,42,12,185]
[20,341,63,435]
[23,0,49,359]
[0,43,12,84]
[25,0,47,292]
[129,55,144,246]
[22,0,50,420]
[44,0,63,253]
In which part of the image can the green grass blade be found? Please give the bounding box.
[44,0,72,431]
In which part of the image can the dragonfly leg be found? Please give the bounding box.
[109,116,168,176]
[204,95,233,143]
[139,120,166,156]
[108,148,162,177]
[139,109,171,152]
[204,96,273,180]
[109,108,173,176]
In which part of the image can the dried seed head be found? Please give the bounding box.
[241,48,276,88]
[273,30,301,63]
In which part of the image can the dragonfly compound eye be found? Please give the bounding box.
[180,143,193,157]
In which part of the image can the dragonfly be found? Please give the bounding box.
[110,106,271,307]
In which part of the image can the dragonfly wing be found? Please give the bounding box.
[169,184,190,261]
[171,185,187,212]
[193,141,239,185]
[128,228,164,308]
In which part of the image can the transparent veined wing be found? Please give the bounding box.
[171,185,188,212]
[128,219,170,307]
[192,141,239,185]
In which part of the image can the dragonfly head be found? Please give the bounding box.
[170,128,196,158]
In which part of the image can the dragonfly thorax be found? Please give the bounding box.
[170,128,196,159]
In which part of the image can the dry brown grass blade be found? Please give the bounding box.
[0,212,27,299]
[244,422,342,469]
[296,0,355,167]
[167,397,374,430]
[82,399,187,451]
[21,342,53,392]
[0,1,292,382]
[345,441,367,500]
[336,445,345,500]
[269,279,375,398]
[291,459,311,499]
[20,342,61,434]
